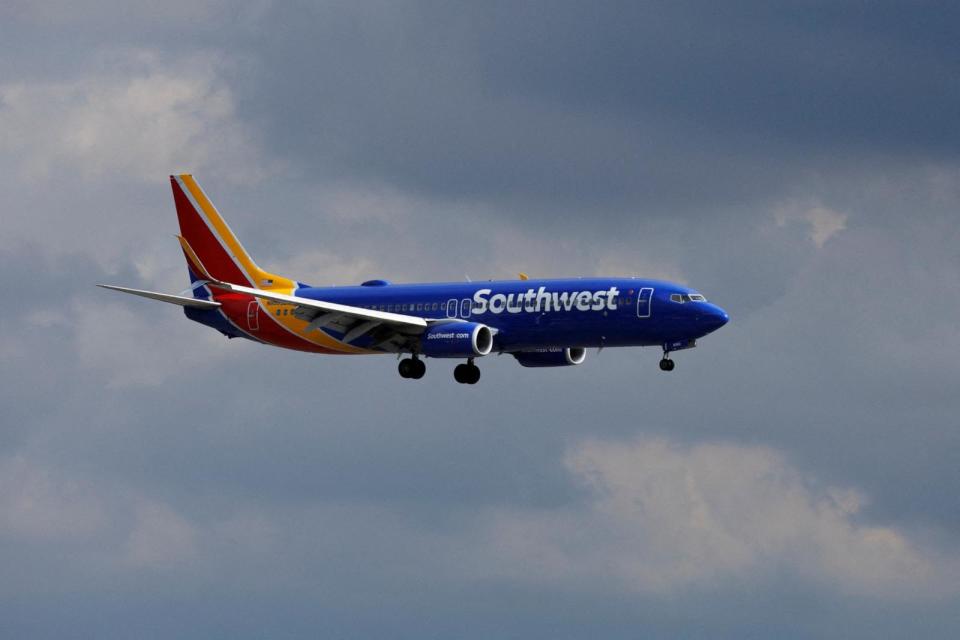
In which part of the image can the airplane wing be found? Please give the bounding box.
[208,280,445,350]
[209,281,428,329]
[100,280,450,351]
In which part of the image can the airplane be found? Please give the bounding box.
[98,175,729,384]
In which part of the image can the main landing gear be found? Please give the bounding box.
[453,359,481,385]
[398,356,426,379]
[659,354,675,372]
[398,356,481,384]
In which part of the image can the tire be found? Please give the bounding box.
[466,365,480,384]
[411,359,426,379]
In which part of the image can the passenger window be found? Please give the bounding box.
[416,303,423,311]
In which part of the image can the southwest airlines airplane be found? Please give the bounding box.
[99,175,729,384]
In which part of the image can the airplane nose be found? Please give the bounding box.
[699,305,729,333]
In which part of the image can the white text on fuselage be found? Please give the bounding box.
[472,286,619,315]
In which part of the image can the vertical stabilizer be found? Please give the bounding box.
[170,174,294,290]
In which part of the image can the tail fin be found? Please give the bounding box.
[170,174,294,290]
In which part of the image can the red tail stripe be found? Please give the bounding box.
[171,178,251,286]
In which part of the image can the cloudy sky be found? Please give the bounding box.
[2,1,959,637]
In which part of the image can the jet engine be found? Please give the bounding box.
[512,347,587,367]
[419,322,493,358]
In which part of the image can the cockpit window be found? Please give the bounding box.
[688,294,706,302]
[671,293,707,303]
[670,293,683,303]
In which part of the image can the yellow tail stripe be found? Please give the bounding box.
[179,174,295,290]
[177,174,370,354]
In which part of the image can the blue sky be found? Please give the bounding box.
[1,2,959,637]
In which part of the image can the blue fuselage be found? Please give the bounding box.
[290,277,728,353]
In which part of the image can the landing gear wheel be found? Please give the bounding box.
[454,363,481,384]
[466,364,480,384]
[659,357,675,372]
[400,357,426,379]
[410,358,426,379]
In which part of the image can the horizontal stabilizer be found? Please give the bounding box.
[97,284,221,309]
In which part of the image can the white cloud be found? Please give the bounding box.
[476,437,958,599]
[0,49,271,183]
[0,455,106,540]
[67,296,243,388]
[775,201,848,248]
[805,206,849,247]
[0,452,198,571]
[271,249,383,288]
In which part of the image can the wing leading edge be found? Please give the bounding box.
[99,280,448,351]
[207,281,428,330]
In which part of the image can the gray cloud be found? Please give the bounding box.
[2,2,960,637]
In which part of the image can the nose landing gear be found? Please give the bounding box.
[453,358,481,384]
[658,339,695,372]
[659,347,676,372]
[398,356,426,379]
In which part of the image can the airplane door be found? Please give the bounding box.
[246,300,260,331]
[446,298,458,319]
[637,287,653,318]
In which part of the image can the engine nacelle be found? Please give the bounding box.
[420,322,493,358]
[512,347,587,368]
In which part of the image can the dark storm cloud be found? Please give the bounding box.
[471,1,960,151]
[232,1,960,216]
